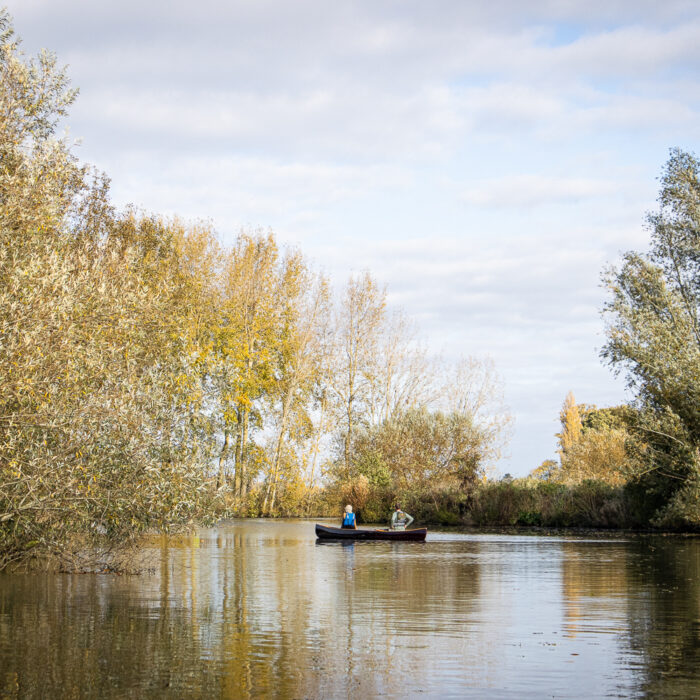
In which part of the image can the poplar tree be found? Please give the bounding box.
[331,272,386,472]
[214,232,279,497]
[557,391,582,462]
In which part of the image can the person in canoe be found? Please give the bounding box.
[391,505,414,531]
[341,504,357,529]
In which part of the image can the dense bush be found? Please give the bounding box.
[468,480,631,529]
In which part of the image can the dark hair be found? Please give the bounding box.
[394,504,401,509]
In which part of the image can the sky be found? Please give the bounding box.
[10,1,700,475]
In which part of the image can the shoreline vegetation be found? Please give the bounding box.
[217,476,697,533]
[1,14,698,571]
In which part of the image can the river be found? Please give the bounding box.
[1,520,699,698]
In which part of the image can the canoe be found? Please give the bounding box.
[315,523,427,541]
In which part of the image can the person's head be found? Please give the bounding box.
[394,504,401,511]
[345,504,353,513]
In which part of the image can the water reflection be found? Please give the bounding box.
[0,521,699,698]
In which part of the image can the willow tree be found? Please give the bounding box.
[602,148,700,526]
[0,13,100,566]
[0,14,217,568]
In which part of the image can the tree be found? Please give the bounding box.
[557,391,582,463]
[602,148,700,525]
[348,356,512,494]
[0,15,218,568]
[261,259,330,514]
[553,395,634,485]
[436,357,512,479]
[213,231,280,498]
[564,429,629,486]
[581,405,637,433]
[530,460,560,481]
[330,272,386,472]
[351,408,490,493]
[366,311,436,425]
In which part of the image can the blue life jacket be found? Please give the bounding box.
[342,512,356,527]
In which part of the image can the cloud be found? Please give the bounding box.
[102,152,412,236]
[462,175,624,207]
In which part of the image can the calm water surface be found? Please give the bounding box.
[1,520,699,698]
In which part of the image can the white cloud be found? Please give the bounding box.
[462,175,623,207]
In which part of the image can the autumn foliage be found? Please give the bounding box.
[0,15,512,568]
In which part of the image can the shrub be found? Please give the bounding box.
[467,479,631,529]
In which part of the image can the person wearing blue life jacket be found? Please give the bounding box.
[341,504,356,529]
[391,505,414,531]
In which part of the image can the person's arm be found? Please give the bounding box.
[405,512,414,527]
[391,511,397,528]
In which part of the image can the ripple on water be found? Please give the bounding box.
[1,521,699,698]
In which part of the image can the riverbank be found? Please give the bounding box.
[258,478,700,533]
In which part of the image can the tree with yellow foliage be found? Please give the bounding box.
[557,391,582,465]
[262,256,330,514]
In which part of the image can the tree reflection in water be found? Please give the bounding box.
[0,522,698,698]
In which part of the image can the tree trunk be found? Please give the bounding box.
[307,395,326,490]
[266,397,291,515]
[240,408,249,497]
[234,410,244,497]
[217,429,230,489]
[344,393,354,472]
